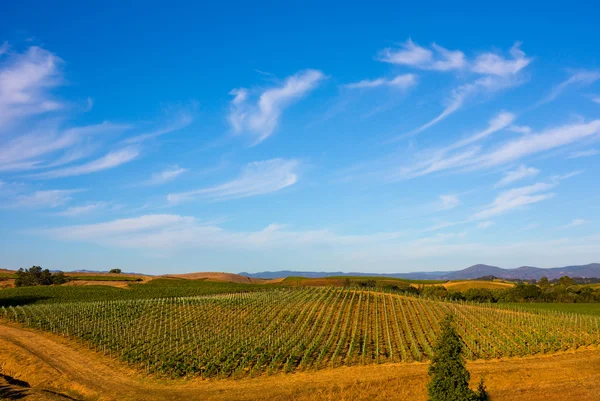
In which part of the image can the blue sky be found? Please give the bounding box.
[1,1,599,274]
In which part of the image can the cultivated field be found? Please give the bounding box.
[1,323,599,401]
[3,287,600,379]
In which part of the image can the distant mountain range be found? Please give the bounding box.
[240,263,600,281]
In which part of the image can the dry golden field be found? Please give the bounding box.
[441,280,515,291]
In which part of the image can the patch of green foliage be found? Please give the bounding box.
[418,278,600,304]
[328,276,446,284]
[15,266,68,287]
[428,315,487,401]
[0,278,269,307]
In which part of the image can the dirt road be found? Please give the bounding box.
[2,322,600,401]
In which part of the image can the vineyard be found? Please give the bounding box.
[2,287,600,379]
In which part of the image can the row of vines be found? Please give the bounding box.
[2,288,599,378]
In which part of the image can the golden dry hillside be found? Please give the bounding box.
[161,272,270,283]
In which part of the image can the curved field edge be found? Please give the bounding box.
[1,322,600,401]
[2,289,600,379]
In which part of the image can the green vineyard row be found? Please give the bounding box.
[2,288,599,378]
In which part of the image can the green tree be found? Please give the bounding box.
[109,268,122,274]
[15,268,33,287]
[39,269,53,285]
[538,276,549,287]
[557,276,574,287]
[423,285,448,299]
[14,266,67,287]
[52,271,69,285]
[428,314,486,401]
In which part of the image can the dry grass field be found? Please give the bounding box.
[442,280,515,291]
[1,322,599,401]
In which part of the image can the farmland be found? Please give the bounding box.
[0,278,268,306]
[3,286,600,379]
[506,302,600,316]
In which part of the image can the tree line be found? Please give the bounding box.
[12,266,124,287]
[348,276,600,303]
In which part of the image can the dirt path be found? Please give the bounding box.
[1,322,600,401]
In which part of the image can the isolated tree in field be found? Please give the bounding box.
[427,314,487,401]
[109,268,122,274]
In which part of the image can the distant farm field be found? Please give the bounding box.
[442,280,515,291]
[3,287,599,379]
[0,279,268,306]
[277,276,446,287]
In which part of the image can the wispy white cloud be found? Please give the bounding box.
[378,40,466,71]
[31,213,600,270]
[0,41,8,56]
[471,42,532,76]
[406,43,530,136]
[472,182,554,220]
[475,119,600,168]
[437,194,461,211]
[145,165,188,185]
[408,75,525,137]
[0,44,196,180]
[396,112,516,178]
[42,214,196,240]
[56,201,107,217]
[30,147,139,179]
[167,158,299,204]
[422,221,460,232]
[0,122,130,172]
[0,46,63,129]
[124,108,194,144]
[399,119,600,179]
[551,170,583,183]
[37,213,404,250]
[508,125,532,134]
[476,221,495,229]
[404,87,468,136]
[443,112,516,151]
[539,70,600,105]
[398,147,480,180]
[561,218,586,229]
[495,164,539,187]
[10,189,81,208]
[228,69,325,144]
[568,149,599,159]
[342,74,417,90]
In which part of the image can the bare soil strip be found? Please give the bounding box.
[1,322,599,401]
